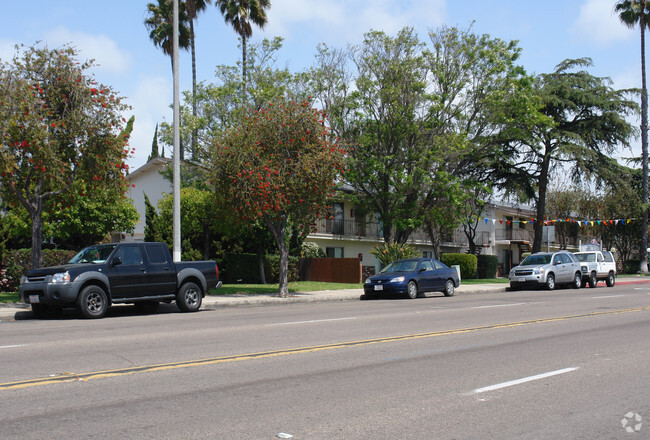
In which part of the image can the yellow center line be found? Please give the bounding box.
[2,306,648,391]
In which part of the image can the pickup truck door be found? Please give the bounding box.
[143,243,177,295]
[107,245,152,300]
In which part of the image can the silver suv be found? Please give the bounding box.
[509,250,582,291]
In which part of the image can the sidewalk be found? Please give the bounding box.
[2,278,648,321]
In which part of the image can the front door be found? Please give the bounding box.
[108,245,150,300]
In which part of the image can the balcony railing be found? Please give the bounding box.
[310,220,490,247]
[310,220,580,249]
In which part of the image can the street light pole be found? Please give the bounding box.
[172,0,181,262]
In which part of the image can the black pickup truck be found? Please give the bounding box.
[18,242,221,319]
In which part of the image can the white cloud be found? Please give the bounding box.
[571,0,633,45]
[126,75,173,170]
[0,39,18,62]
[264,0,447,46]
[43,26,132,74]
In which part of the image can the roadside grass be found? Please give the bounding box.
[0,292,19,303]
[209,281,363,296]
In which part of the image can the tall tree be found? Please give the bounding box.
[149,123,160,161]
[500,58,637,253]
[0,44,133,267]
[211,97,346,297]
[185,0,211,158]
[216,0,271,97]
[616,0,650,273]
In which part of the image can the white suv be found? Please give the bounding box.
[509,250,582,291]
[574,250,617,288]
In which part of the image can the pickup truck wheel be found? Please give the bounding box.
[588,272,597,288]
[31,304,63,319]
[444,279,455,297]
[606,272,615,287]
[546,274,556,291]
[77,285,108,319]
[177,282,202,312]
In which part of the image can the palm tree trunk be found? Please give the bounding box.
[641,5,649,273]
[242,36,247,102]
[190,19,198,160]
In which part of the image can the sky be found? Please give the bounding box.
[0,0,644,171]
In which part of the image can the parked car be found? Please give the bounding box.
[573,250,617,288]
[18,242,221,319]
[364,258,460,299]
[508,250,582,291]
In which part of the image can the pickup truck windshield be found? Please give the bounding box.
[69,244,118,264]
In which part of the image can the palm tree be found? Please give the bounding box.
[616,0,650,273]
[145,0,191,158]
[216,0,271,98]
[185,0,211,158]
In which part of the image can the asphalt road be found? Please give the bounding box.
[1,283,648,440]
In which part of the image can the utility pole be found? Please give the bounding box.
[172,0,181,262]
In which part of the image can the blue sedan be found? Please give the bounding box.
[364,258,460,299]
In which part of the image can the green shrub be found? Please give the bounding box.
[2,249,77,292]
[623,259,640,274]
[441,253,477,280]
[477,255,499,279]
[370,241,420,267]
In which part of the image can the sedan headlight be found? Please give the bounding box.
[390,276,405,283]
[365,278,371,284]
[51,272,70,283]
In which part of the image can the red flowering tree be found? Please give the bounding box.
[211,98,346,296]
[0,44,132,268]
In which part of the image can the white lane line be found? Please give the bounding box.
[0,345,26,349]
[267,317,358,326]
[474,367,579,394]
[592,295,624,299]
[472,303,525,309]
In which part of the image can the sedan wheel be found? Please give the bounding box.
[406,281,418,299]
[444,279,455,297]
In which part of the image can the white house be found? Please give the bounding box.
[124,157,172,242]
[124,158,574,276]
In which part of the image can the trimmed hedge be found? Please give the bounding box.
[1,249,77,292]
[476,255,499,279]
[219,253,299,284]
[441,253,477,280]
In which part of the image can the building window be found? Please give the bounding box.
[326,247,344,258]
[422,251,433,258]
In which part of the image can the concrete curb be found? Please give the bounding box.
[2,278,648,321]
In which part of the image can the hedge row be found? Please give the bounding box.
[441,253,477,280]
[218,253,299,284]
[1,249,77,292]
[476,255,499,279]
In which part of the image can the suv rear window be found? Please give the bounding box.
[145,244,168,264]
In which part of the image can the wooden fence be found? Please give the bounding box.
[299,258,362,284]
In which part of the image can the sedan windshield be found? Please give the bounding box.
[68,245,117,264]
[380,260,418,273]
[520,254,551,265]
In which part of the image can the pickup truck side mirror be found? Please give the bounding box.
[110,256,123,267]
